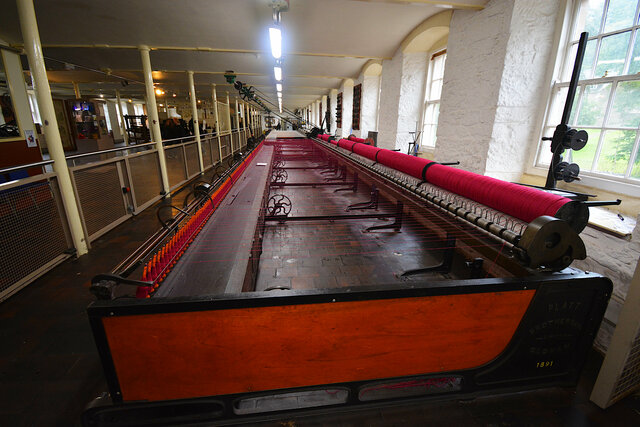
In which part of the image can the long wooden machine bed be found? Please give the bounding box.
[83,130,611,426]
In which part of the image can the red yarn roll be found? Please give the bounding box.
[376,150,434,180]
[348,136,366,143]
[424,164,570,223]
[320,136,571,222]
[337,138,358,151]
[352,143,381,160]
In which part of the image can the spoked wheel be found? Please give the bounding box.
[266,194,292,216]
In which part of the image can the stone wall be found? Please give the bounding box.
[378,48,403,150]
[435,0,562,180]
[396,52,427,154]
[361,74,381,139]
[434,0,513,173]
[341,80,354,138]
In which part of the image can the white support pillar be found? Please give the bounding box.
[72,81,80,98]
[17,0,88,255]
[187,71,204,173]
[211,84,223,162]
[115,89,129,144]
[139,45,170,194]
[234,97,241,150]
[225,92,232,151]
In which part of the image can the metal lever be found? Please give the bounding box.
[583,199,622,208]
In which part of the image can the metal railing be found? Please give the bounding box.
[0,130,247,302]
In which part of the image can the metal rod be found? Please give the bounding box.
[0,159,54,174]
[265,212,395,222]
[270,182,356,187]
[64,142,156,160]
[562,32,588,125]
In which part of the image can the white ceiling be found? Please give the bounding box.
[0,0,486,111]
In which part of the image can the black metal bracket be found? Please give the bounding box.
[325,165,347,182]
[366,202,403,232]
[400,233,455,277]
[335,173,358,193]
[347,186,379,211]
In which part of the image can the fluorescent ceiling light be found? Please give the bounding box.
[274,66,282,81]
[277,91,282,98]
[269,27,282,59]
[276,83,282,92]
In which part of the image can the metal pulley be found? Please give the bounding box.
[518,216,586,270]
[555,161,581,183]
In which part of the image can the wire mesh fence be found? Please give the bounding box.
[0,175,71,301]
[72,162,129,240]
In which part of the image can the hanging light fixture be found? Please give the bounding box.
[269,27,282,59]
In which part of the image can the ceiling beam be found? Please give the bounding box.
[349,0,485,10]
[114,69,350,80]
[10,43,390,60]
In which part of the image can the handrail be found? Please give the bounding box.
[0,160,55,174]
[65,142,156,160]
[161,135,196,145]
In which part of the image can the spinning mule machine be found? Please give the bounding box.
[82,34,615,426]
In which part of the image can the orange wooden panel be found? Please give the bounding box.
[104,290,534,402]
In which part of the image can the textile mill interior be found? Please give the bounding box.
[1,0,640,426]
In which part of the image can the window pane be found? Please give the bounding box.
[538,134,554,166]
[595,129,636,175]
[576,83,612,126]
[571,129,601,171]
[422,103,439,147]
[632,143,640,178]
[575,0,606,38]
[547,87,568,126]
[579,39,598,80]
[429,79,442,101]
[435,54,446,79]
[608,80,640,127]
[546,86,581,126]
[603,0,638,33]
[629,33,640,74]
[595,31,631,77]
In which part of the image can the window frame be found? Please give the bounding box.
[419,48,446,150]
[533,0,640,192]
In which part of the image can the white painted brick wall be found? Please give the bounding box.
[434,0,513,173]
[361,74,381,139]
[397,52,427,154]
[486,0,562,181]
[378,48,403,150]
